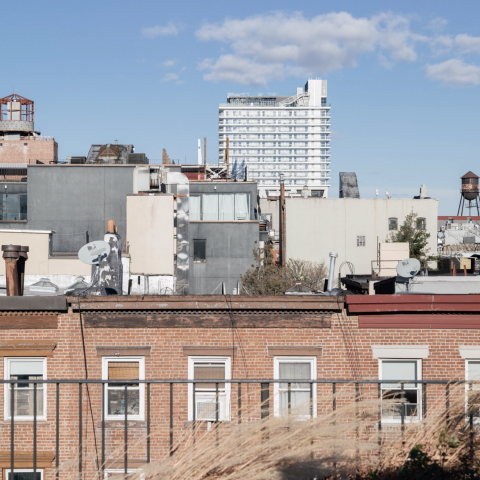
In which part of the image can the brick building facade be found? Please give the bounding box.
[0,137,58,165]
[1,294,480,478]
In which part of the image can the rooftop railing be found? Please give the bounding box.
[1,378,477,478]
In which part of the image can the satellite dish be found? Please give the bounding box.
[78,241,110,265]
[396,258,421,278]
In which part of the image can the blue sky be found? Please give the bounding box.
[2,0,480,214]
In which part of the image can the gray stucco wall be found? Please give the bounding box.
[0,182,28,195]
[188,221,258,295]
[0,165,135,253]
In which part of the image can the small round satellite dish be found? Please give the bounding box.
[78,241,110,265]
[396,258,421,278]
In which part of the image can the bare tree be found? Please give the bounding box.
[285,259,328,291]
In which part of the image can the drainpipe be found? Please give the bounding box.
[2,245,21,296]
[327,252,338,292]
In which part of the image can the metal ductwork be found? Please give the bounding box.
[166,172,190,294]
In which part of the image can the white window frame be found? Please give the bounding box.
[188,356,231,422]
[465,359,480,424]
[379,359,422,424]
[102,356,145,421]
[273,356,317,418]
[5,469,43,480]
[4,357,47,421]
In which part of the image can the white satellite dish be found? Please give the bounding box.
[396,258,421,278]
[78,241,110,265]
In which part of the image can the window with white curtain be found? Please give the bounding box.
[190,195,201,221]
[219,194,235,220]
[235,194,250,220]
[193,193,251,221]
[202,194,219,221]
[274,357,316,418]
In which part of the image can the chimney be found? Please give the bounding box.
[89,220,123,295]
[2,244,29,296]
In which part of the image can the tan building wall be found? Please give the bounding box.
[285,198,438,275]
[0,138,58,164]
[127,194,175,275]
[0,230,90,276]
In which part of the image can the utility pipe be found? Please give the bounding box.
[327,252,338,292]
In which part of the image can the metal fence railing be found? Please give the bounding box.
[1,378,477,478]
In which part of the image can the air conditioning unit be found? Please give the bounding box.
[195,395,226,421]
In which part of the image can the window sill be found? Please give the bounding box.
[0,220,27,223]
[2,420,49,425]
[96,420,147,428]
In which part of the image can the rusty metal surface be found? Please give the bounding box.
[2,245,21,296]
[69,295,343,311]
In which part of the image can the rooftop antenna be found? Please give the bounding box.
[396,258,421,292]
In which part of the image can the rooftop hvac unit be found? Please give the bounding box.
[127,153,148,165]
[69,156,86,164]
[195,395,226,421]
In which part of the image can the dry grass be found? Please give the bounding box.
[58,384,480,479]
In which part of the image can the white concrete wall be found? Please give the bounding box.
[285,198,438,275]
[126,194,175,275]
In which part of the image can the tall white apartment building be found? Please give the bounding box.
[218,79,331,197]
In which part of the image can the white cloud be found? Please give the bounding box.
[162,73,180,82]
[142,22,180,38]
[427,17,448,32]
[426,59,480,86]
[455,34,480,54]
[196,12,424,85]
[163,59,176,67]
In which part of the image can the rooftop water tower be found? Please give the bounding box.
[458,171,480,216]
[0,94,39,138]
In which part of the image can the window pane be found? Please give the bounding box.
[279,390,310,415]
[382,390,419,419]
[20,194,27,220]
[0,194,4,220]
[6,194,20,220]
[219,194,235,220]
[107,389,140,416]
[190,195,201,221]
[382,360,417,389]
[235,193,250,220]
[193,239,206,263]
[194,363,225,389]
[202,194,219,220]
[10,361,43,376]
[11,385,44,417]
[279,362,311,389]
[8,473,42,480]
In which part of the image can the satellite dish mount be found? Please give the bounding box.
[396,258,421,292]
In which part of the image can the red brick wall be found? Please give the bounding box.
[0,307,477,478]
[0,139,58,164]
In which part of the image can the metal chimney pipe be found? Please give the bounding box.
[222,282,226,295]
[327,252,338,292]
[2,245,21,296]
